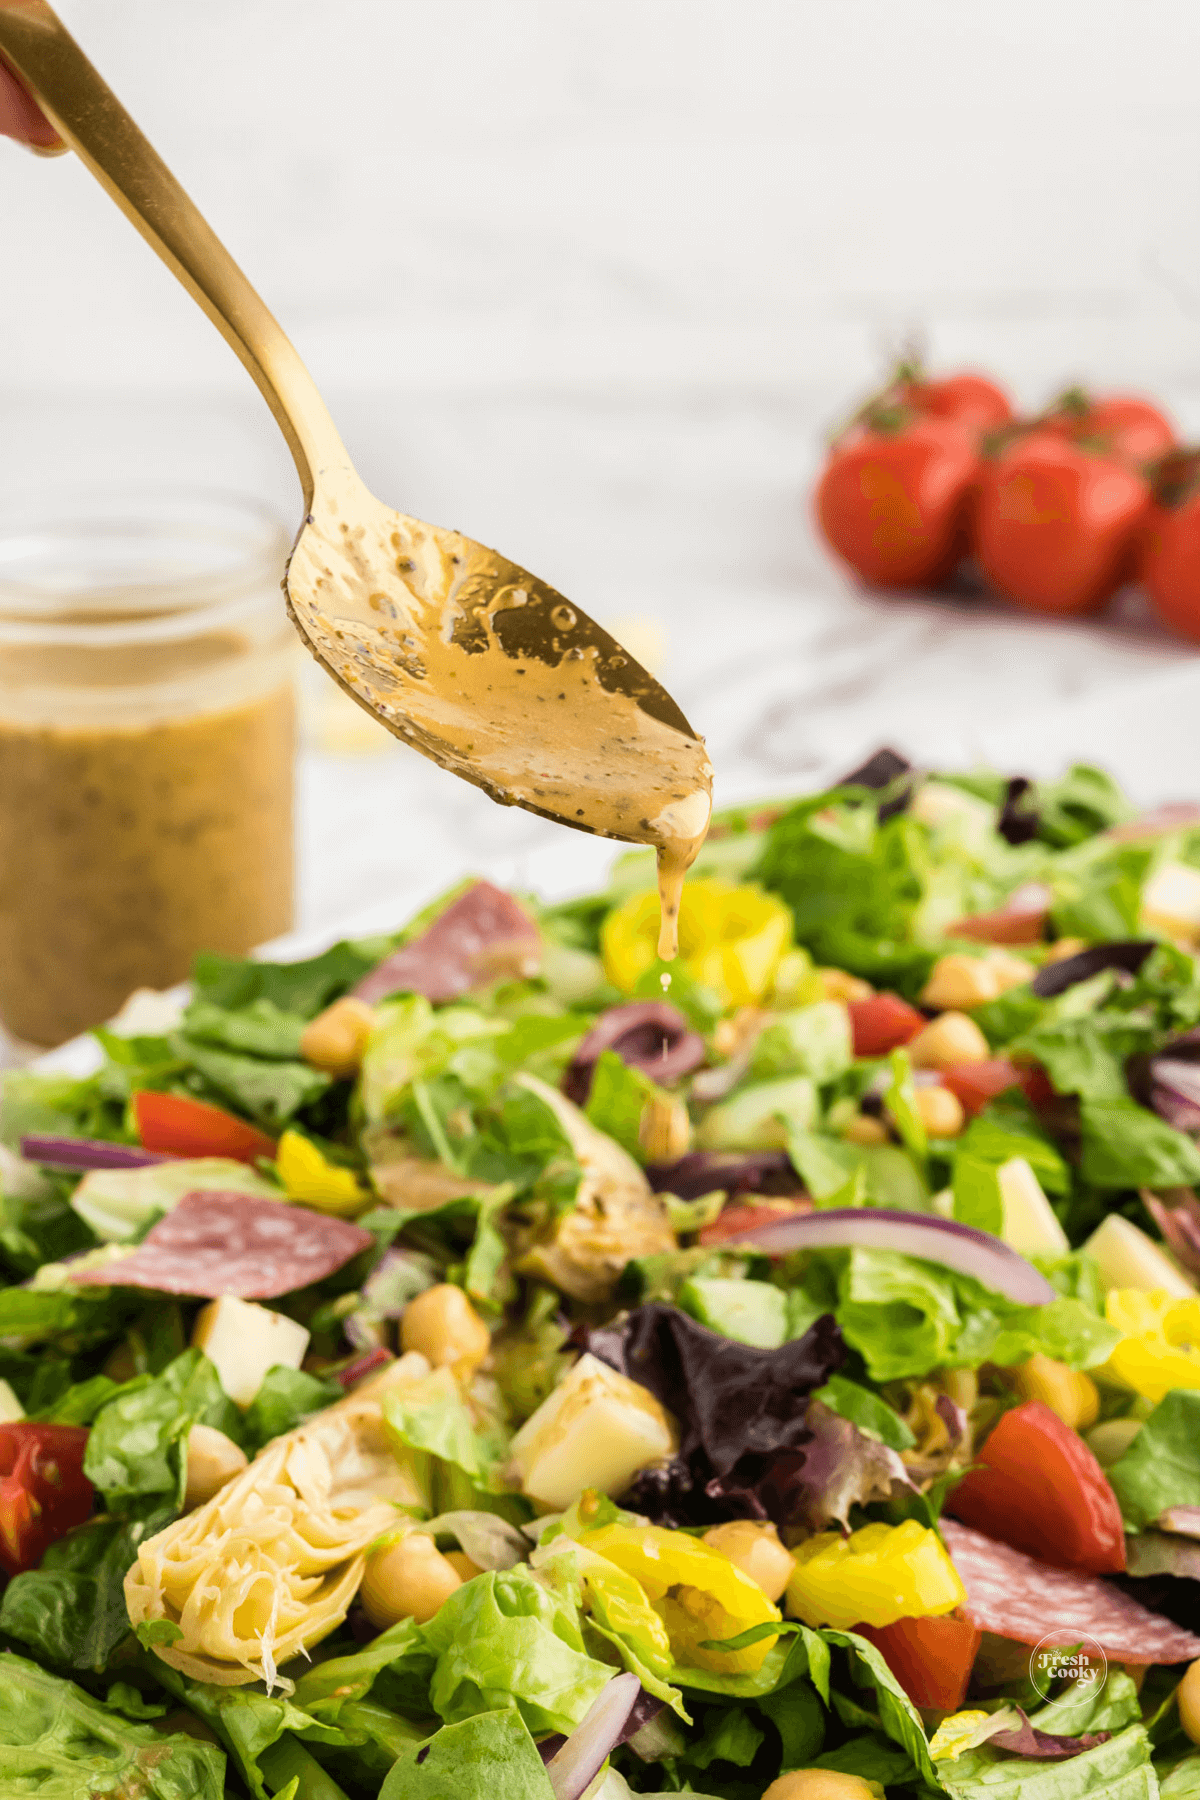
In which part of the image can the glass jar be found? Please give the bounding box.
[0,488,296,1047]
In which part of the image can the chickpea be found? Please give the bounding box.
[761,1773,879,1800]
[1179,1658,1200,1745]
[183,1424,248,1511]
[639,1094,691,1162]
[908,1011,990,1071]
[400,1284,491,1375]
[921,954,1001,1011]
[713,1007,767,1059]
[1010,1352,1100,1431]
[444,1550,483,1582]
[703,1520,795,1603]
[843,1113,889,1146]
[914,1085,965,1139]
[300,996,376,1079]
[817,968,874,1004]
[1086,1417,1143,1468]
[360,1531,463,1628]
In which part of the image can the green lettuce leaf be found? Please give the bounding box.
[192,938,379,1018]
[241,1365,342,1456]
[181,996,309,1059]
[83,1347,240,1506]
[749,1002,853,1086]
[0,1652,224,1798]
[0,1499,174,1673]
[812,1373,915,1451]
[1108,1390,1200,1530]
[1079,1097,1200,1188]
[379,1710,551,1800]
[828,1249,1118,1381]
[170,1035,331,1129]
[937,1672,1150,1800]
[585,1050,655,1161]
[420,1565,614,1734]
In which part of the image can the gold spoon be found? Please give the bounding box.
[0,2,712,953]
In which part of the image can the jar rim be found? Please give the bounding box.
[0,485,292,644]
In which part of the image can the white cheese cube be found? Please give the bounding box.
[510,1352,676,1511]
[1141,862,1200,944]
[998,1157,1069,1259]
[0,1379,25,1423]
[192,1296,310,1407]
[1084,1214,1196,1299]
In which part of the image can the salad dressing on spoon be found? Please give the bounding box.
[0,2,711,951]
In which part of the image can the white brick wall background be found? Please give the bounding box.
[5,0,1200,948]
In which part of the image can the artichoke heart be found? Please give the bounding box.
[124,1354,431,1687]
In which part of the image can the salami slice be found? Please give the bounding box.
[354,881,540,1004]
[941,1518,1200,1665]
[67,1191,373,1299]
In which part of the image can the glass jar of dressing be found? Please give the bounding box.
[0,489,296,1047]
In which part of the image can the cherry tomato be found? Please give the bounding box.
[939,1059,1050,1118]
[900,372,1013,436]
[0,1423,94,1576]
[1045,390,1176,467]
[973,432,1150,615]
[944,1399,1125,1575]
[699,1197,811,1249]
[846,994,926,1058]
[854,1612,981,1711]
[133,1090,275,1164]
[1142,453,1200,642]
[816,418,979,588]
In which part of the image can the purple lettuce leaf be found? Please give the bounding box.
[586,1302,845,1479]
[644,1150,802,1202]
[1140,1188,1200,1280]
[1030,941,1155,999]
[562,1002,705,1107]
[989,1710,1111,1761]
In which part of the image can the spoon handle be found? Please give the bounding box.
[0,1,345,508]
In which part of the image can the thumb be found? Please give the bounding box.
[0,60,63,150]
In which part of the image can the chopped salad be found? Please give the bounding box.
[3,754,1200,1800]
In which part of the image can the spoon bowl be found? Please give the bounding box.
[0,0,712,900]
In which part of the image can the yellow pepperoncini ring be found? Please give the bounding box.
[785,1520,965,1631]
[1103,1287,1200,1404]
[601,878,793,1007]
[580,1521,780,1674]
[276,1129,368,1218]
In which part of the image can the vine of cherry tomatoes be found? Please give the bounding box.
[814,362,1200,639]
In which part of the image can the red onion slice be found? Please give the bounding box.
[545,1672,641,1800]
[729,1207,1057,1306]
[20,1134,174,1171]
[332,1347,394,1389]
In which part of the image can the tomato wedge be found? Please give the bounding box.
[940,1058,1050,1118]
[699,1198,812,1249]
[133,1090,275,1164]
[944,1398,1125,1575]
[0,1423,94,1576]
[854,1612,981,1711]
[847,994,926,1058]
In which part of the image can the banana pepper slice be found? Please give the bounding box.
[785,1520,965,1631]
[580,1521,781,1673]
[1104,1287,1200,1404]
[601,878,793,1007]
